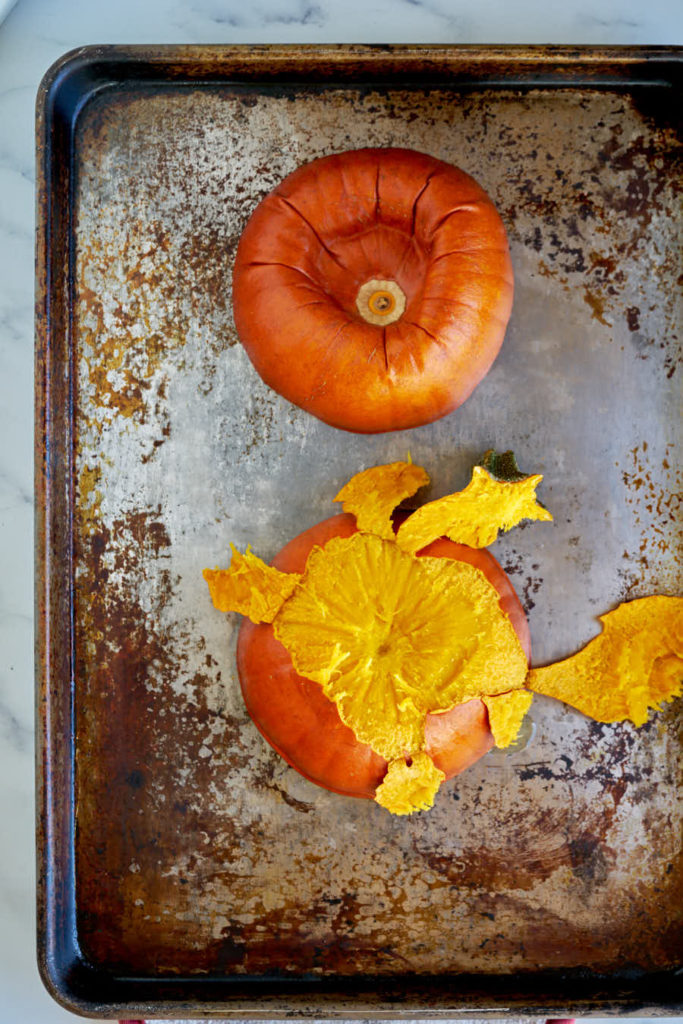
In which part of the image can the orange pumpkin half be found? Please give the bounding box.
[232,147,514,434]
[236,512,530,800]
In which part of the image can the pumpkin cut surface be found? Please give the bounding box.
[274,532,529,762]
[232,147,514,433]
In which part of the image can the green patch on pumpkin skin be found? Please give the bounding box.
[480,448,529,483]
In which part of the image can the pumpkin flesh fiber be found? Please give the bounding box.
[232,148,514,433]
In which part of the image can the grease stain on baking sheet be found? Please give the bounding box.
[77,227,186,433]
[582,288,610,327]
[506,106,681,355]
[616,441,681,598]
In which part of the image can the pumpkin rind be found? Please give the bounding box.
[232,147,514,433]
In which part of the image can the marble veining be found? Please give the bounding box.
[0,1,681,1022]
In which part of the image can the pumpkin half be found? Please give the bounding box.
[236,512,531,800]
[205,458,683,814]
[232,147,514,433]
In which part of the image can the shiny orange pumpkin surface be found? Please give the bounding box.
[232,147,513,433]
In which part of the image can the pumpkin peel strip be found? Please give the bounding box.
[484,690,534,748]
[396,464,552,553]
[334,461,430,540]
[203,546,300,624]
[374,753,446,815]
[526,596,683,726]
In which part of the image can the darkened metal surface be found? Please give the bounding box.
[36,45,682,1019]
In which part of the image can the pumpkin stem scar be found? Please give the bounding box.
[373,292,394,313]
[356,279,406,326]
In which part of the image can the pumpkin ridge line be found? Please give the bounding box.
[405,320,449,352]
[391,233,421,282]
[427,262,514,290]
[432,244,512,257]
[374,162,381,222]
[244,259,322,290]
[294,299,331,311]
[429,200,487,237]
[276,194,348,271]
[410,168,439,239]
[305,320,350,403]
[420,294,510,325]
[430,248,506,267]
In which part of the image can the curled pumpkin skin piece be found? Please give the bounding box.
[396,460,552,554]
[204,453,681,815]
[334,460,430,540]
[375,754,446,816]
[483,690,534,748]
[526,596,683,726]
[203,545,300,624]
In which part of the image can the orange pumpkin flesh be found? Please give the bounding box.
[236,513,530,800]
[233,148,514,434]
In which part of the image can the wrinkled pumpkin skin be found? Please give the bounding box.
[232,148,513,434]
[236,513,530,799]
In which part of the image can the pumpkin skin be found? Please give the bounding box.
[232,147,514,434]
[236,513,530,800]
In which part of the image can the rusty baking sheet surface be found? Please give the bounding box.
[36,46,682,1018]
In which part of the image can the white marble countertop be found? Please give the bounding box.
[1,1,682,1022]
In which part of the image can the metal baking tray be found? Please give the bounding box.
[36,45,682,1019]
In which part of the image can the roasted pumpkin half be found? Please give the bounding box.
[235,513,530,804]
[232,148,514,434]
[204,454,683,815]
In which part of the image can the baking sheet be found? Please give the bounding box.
[36,45,682,1018]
